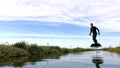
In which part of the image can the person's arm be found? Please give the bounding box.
[96,27,100,35]
[89,28,92,36]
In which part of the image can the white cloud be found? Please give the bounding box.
[0,0,120,31]
[0,33,89,38]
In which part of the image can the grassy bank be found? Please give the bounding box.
[0,45,28,58]
[103,46,120,54]
[0,41,89,58]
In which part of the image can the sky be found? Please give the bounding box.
[0,0,120,48]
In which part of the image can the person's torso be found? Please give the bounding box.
[91,26,97,34]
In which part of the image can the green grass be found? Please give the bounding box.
[0,41,90,58]
[0,45,28,58]
[103,46,120,54]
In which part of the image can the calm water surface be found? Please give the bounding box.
[1,51,120,68]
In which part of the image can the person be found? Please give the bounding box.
[89,23,100,44]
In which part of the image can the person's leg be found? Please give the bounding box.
[92,34,97,44]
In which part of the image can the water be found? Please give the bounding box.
[0,51,120,68]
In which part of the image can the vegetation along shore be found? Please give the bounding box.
[103,46,120,54]
[0,41,91,58]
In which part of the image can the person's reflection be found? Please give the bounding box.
[92,56,103,68]
[96,63,100,68]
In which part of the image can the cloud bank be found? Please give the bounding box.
[0,0,120,31]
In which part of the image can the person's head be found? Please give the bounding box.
[90,23,93,27]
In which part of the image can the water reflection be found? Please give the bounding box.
[0,57,28,67]
[92,50,104,68]
[0,54,60,67]
[92,56,103,68]
[1,51,120,68]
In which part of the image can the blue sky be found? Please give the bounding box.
[0,0,120,48]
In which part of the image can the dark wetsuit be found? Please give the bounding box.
[90,26,100,44]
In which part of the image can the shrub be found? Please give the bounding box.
[72,47,84,53]
[61,48,69,54]
[49,46,61,51]
[0,46,28,58]
[13,41,27,50]
[48,48,61,54]
[48,46,61,54]
[40,46,61,54]
[28,44,43,56]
